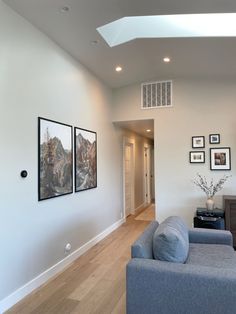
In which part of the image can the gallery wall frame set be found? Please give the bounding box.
[38,117,97,201]
[189,133,231,171]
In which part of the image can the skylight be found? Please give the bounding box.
[97,13,236,47]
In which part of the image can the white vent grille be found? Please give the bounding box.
[141,80,172,109]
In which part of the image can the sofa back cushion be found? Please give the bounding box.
[153,216,189,263]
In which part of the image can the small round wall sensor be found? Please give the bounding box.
[20,170,28,178]
[65,243,71,252]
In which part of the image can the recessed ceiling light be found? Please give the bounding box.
[60,6,70,13]
[163,57,171,63]
[146,129,151,133]
[115,66,122,72]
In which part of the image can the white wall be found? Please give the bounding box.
[0,1,122,308]
[112,79,236,225]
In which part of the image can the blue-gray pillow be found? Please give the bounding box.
[153,216,189,263]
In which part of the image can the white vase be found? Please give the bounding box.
[206,197,214,211]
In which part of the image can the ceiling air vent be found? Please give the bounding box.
[141,80,172,109]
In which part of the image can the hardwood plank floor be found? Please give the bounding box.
[5,207,153,314]
[135,204,155,221]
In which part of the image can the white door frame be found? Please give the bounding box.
[123,137,135,218]
[150,146,155,201]
[144,144,151,205]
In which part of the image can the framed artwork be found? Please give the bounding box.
[210,147,231,170]
[192,136,205,148]
[209,134,220,144]
[189,151,205,163]
[38,117,73,201]
[74,127,97,192]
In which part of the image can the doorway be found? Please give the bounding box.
[114,119,155,220]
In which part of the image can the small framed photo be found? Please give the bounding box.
[210,147,231,170]
[192,136,205,148]
[189,151,205,163]
[209,134,220,144]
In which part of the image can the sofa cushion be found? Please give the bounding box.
[186,243,236,269]
[153,216,189,263]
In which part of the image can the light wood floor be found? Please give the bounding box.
[135,204,155,221]
[6,206,154,314]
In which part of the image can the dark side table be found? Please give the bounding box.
[194,208,225,230]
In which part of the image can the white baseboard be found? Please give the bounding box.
[0,218,125,314]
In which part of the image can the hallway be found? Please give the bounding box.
[7,207,154,314]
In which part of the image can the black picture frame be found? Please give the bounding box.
[209,134,220,144]
[38,117,73,201]
[74,127,97,192]
[189,151,205,163]
[192,136,205,148]
[210,147,231,171]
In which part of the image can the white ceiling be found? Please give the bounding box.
[4,0,236,89]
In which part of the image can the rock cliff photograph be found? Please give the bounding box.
[39,118,73,200]
[74,127,97,192]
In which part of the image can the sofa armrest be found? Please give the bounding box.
[131,221,159,259]
[188,227,233,246]
[127,258,236,314]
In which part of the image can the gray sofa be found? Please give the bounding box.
[126,219,236,314]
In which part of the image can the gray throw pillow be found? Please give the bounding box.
[153,216,189,263]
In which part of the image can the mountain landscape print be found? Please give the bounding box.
[74,127,97,192]
[38,118,73,201]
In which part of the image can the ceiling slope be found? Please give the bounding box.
[4,0,236,88]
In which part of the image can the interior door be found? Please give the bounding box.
[125,144,132,217]
[150,147,155,201]
[144,146,151,204]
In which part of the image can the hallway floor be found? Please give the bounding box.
[6,206,154,314]
[135,203,155,221]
